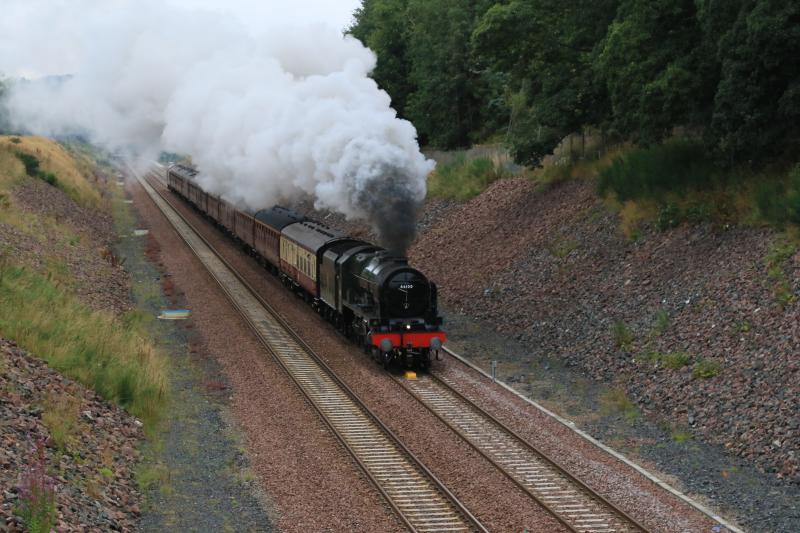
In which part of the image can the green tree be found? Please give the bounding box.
[596,0,707,143]
[709,0,800,165]
[348,0,414,117]
[473,0,617,166]
[404,0,497,148]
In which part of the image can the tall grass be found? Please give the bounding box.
[598,140,720,201]
[0,265,167,431]
[427,155,507,201]
[754,164,800,227]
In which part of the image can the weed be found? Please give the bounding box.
[693,359,722,379]
[734,321,751,334]
[547,237,579,259]
[15,441,57,533]
[611,320,634,351]
[645,351,692,369]
[671,429,693,444]
[763,236,798,307]
[657,203,681,231]
[598,388,639,424]
[662,352,691,369]
[135,463,170,492]
[98,467,114,479]
[652,309,670,336]
[41,394,80,451]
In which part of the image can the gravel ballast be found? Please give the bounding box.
[138,175,728,531]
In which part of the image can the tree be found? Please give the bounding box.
[596,0,708,143]
[404,0,498,148]
[348,0,414,117]
[709,0,800,165]
[473,0,618,166]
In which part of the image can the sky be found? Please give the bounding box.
[0,0,363,79]
[168,0,361,33]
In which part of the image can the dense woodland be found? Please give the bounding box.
[348,0,800,170]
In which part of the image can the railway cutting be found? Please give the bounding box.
[134,168,487,533]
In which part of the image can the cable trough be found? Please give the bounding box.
[135,170,486,533]
[400,373,649,533]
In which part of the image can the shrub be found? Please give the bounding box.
[14,152,59,187]
[598,140,718,202]
[611,320,634,350]
[16,152,41,177]
[693,359,722,379]
[10,137,22,144]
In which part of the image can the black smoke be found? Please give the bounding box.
[356,165,422,256]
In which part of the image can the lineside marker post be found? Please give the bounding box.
[491,360,497,382]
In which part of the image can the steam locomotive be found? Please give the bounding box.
[166,164,445,369]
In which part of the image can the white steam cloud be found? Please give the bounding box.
[0,0,434,253]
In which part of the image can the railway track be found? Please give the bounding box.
[134,170,487,533]
[398,372,649,533]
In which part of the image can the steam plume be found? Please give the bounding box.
[0,0,434,253]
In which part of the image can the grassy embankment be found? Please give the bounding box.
[0,135,167,434]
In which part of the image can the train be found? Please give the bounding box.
[166,164,445,369]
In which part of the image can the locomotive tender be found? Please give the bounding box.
[167,164,445,369]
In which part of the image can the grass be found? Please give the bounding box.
[671,428,693,444]
[0,136,103,209]
[427,155,508,201]
[41,394,80,451]
[693,358,722,379]
[599,140,720,202]
[597,138,800,236]
[645,351,692,369]
[652,309,670,336]
[135,462,171,494]
[598,388,639,424]
[763,235,798,307]
[547,236,579,259]
[0,265,167,432]
[611,320,634,351]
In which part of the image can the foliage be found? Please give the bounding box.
[0,266,167,431]
[598,388,639,424]
[611,320,634,350]
[652,309,671,336]
[598,140,719,201]
[763,235,798,307]
[15,441,57,533]
[349,0,799,170]
[755,164,800,227]
[41,394,80,451]
[693,358,722,378]
[645,350,692,369]
[427,155,506,201]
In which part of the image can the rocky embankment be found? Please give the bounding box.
[1,339,143,532]
[410,178,799,483]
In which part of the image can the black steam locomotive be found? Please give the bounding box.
[167,164,445,369]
